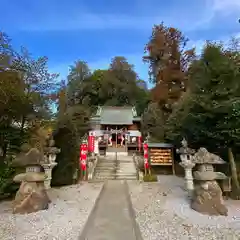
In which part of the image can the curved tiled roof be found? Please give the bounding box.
[92,106,140,125]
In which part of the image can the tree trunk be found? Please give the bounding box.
[20,116,26,133]
[228,147,240,189]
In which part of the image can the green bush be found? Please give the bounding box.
[143,174,158,182]
[0,161,18,200]
[51,127,79,186]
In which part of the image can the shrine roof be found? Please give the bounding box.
[92,106,140,125]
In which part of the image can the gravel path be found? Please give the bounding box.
[0,182,103,240]
[128,176,240,240]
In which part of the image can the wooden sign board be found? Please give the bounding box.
[147,143,175,175]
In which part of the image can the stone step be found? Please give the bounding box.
[95,167,116,172]
[106,152,128,156]
[115,174,137,178]
[115,172,136,175]
[97,161,115,164]
[115,167,136,170]
[95,167,115,170]
[96,164,116,168]
[98,160,116,164]
[106,147,127,152]
[95,171,115,175]
[115,176,137,180]
[95,176,116,179]
[117,170,136,173]
[95,172,116,177]
[116,163,134,166]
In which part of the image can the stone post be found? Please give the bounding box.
[42,163,57,189]
[177,138,196,197]
[42,137,60,189]
[180,161,195,193]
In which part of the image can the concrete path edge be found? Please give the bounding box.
[78,181,107,240]
[124,181,144,240]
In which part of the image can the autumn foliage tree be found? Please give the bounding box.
[144,23,195,118]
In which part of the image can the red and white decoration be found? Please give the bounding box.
[88,131,95,152]
[80,143,88,171]
[143,143,149,169]
[138,136,142,152]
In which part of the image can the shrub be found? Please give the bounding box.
[143,174,158,182]
[0,160,18,200]
[51,127,79,186]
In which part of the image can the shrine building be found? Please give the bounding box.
[89,106,142,154]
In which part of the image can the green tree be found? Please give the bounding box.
[0,33,59,197]
[141,102,165,141]
[165,40,240,196]
[67,60,91,106]
[68,57,150,112]
[52,105,90,185]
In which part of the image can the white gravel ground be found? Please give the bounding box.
[0,182,103,240]
[128,175,240,240]
[1,177,240,240]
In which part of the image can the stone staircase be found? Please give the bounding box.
[94,156,116,180]
[106,147,128,157]
[93,154,137,180]
[115,155,137,180]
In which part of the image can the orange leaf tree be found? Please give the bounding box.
[144,23,195,118]
[142,23,195,140]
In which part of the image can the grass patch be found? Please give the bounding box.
[143,174,158,182]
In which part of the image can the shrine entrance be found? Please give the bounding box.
[111,132,117,146]
[105,126,127,148]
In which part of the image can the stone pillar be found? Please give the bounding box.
[180,162,195,195]
[177,138,196,197]
[41,163,57,190]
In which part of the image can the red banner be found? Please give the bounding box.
[138,136,142,152]
[80,143,88,171]
[88,135,95,152]
[143,143,149,169]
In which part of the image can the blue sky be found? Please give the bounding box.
[1,0,240,87]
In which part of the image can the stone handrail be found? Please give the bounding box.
[87,155,99,180]
[132,153,143,181]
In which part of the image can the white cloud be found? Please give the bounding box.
[212,0,240,12]
[187,31,240,57]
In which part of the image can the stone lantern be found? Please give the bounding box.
[191,148,228,216]
[12,145,50,214]
[14,143,43,173]
[42,137,60,189]
[176,138,196,196]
